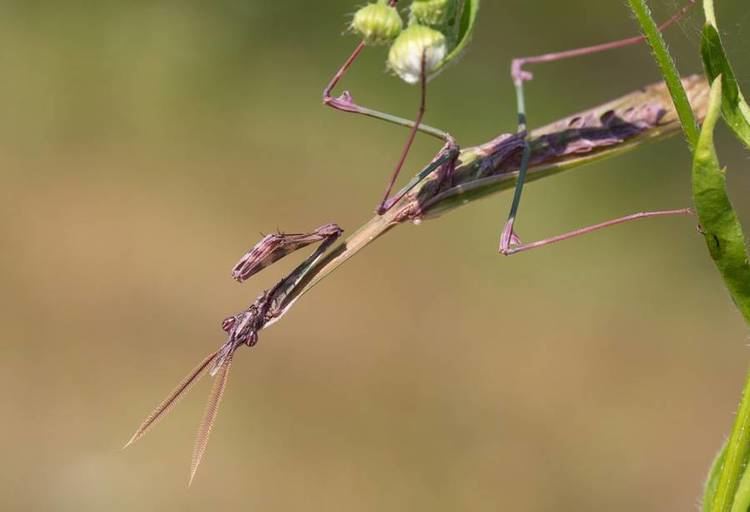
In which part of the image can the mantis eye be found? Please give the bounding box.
[350,1,403,46]
[221,316,236,333]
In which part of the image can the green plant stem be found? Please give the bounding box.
[713,368,750,512]
[628,2,750,506]
[699,78,750,512]
[628,0,701,148]
[694,78,750,512]
[703,0,716,27]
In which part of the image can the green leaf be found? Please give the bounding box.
[439,0,479,69]
[731,460,750,512]
[709,370,750,512]
[704,442,727,512]
[701,23,750,149]
[706,433,750,512]
[695,77,750,512]
[692,77,750,324]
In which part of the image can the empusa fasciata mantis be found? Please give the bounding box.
[324,0,699,253]
[125,0,708,484]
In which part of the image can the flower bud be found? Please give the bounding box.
[409,0,452,28]
[387,24,447,84]
[350,1,403,46]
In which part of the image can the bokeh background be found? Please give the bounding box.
[2,1,749,510]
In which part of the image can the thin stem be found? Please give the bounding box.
[712,367,750,512]
[628,0,700,147]
[703,0,717,28]
[631,5,750,507]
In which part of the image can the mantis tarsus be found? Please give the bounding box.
[125,0,708,484]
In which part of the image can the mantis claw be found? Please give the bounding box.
[499,219,522,256]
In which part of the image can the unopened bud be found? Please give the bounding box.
[387,24,447,84]
[350,1,403,46]
[409,0,453,28]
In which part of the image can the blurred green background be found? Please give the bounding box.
[1,1,749,510]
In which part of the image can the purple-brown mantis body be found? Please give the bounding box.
[324,0,698,253]
[125,1,708,484]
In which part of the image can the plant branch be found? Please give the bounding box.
[628,0,701,148]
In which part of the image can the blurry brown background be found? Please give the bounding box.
[1,1,749,510]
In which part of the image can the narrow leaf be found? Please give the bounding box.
[700,23,750,148]
[703,441,727,512]
[731,457,750,512]
[439,0,479,69]
[692,77,750,323]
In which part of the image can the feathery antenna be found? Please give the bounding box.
[189,354,233,486]
[124,351,218,449]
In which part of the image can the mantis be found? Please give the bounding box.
[325,0,698,253]
[125,0,708,484]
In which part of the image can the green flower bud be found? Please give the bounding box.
[387,24,447,84]
[350,1,403,46]
[409,0,452,28]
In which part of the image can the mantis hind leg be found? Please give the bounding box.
[499,0,697,254]
[500,208,694,256]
